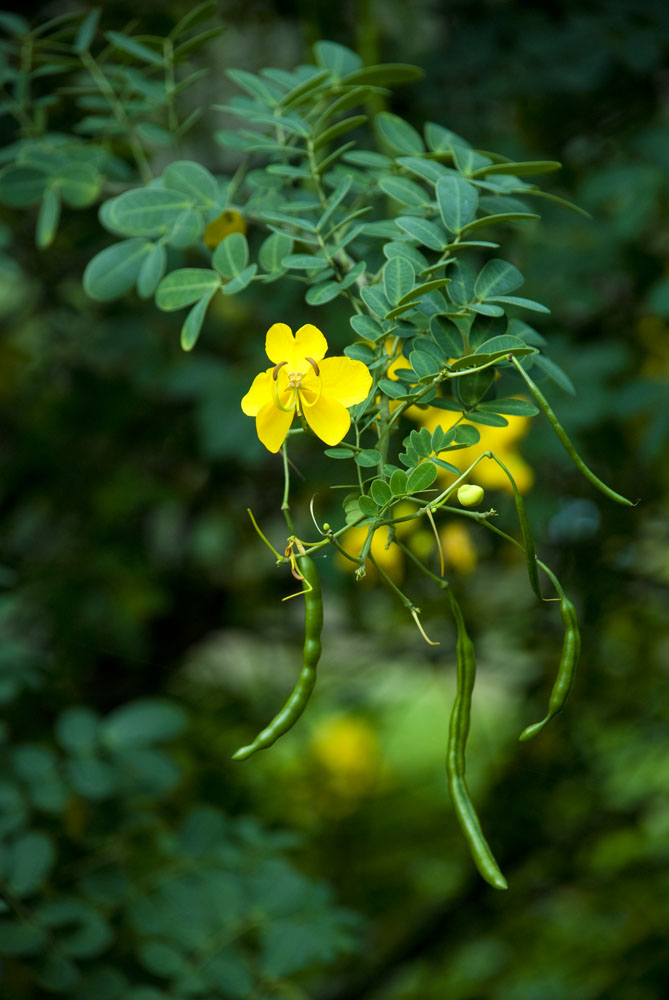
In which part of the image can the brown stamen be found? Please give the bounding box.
[305,356,320,376]
[272,361,287,380]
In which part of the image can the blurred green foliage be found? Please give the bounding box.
[1,1,668,998]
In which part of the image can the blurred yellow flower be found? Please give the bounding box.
[440,521,477,574]
[415,408,534,494]
[310,715,381,800]
[204,208,246,250]
[241,323,372,452]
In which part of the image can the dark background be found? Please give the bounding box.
[1,1,668,998]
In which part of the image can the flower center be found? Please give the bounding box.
[287,370,303,388]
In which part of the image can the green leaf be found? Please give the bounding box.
[222,264,257,295]
[318,173,353,230]
[343,150,393,169]
[376,112,425,155]
[487,295,550,313]
[0,165,47,207]
[390,468,409,496]
[436,174,479,233]
[324,447,354,459]
[396,216,447,250]
[461,211,540,235]
[55,707,100,755]
[282,253,329,270]
[259,232,293,272]
[137,243,166,299]
[342,63,424,86]
[447,260,476,306]
[305,280,341,305]
[383,241,429,271]
[397,277,451,306]
[104,30,163,65]
[37,899,112,959]
[407,463,438,493]
[475,334,536,356]
[109,189,194,237]
[345,343,374,364]
[452,424,480,447]
[280,69,330,109]
[378,378,406,399]
[83,239,152,301]
[339,260,366,289]
[360,285,390,316]
[477,397,539,416]
[378,174,428,206]
[0,921,47,956]
[181,288,217,351]
[162,160,218,205]
[357,496,378,518]
[397,156,450,183]
[156,268,221,310]
[424,122,469,154]
[74,8,100,53]
[355,450,381,468]
[350,315,385,340]
[384,256,415,305]
[474,258,524,299]
[36,187,61,249]
[165,208,204,249]
[55,161,101,207]
[410,349,440,378]
[431,316,464,357]
[452,146,492,175]
[7,832,55,897]
[313,115,367,152]
[212,232,249,278]
[227,68,279,104]
[532,354,576,394]
[101,698,187,750]
[467,409,509,427]
[472,160,562,178]
[313,40,362,76]
[471,302,505,317]
[370,479,393,505]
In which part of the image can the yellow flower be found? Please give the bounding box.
[203,208,246,250]
[415,408,535,494]
[241,323,373,453]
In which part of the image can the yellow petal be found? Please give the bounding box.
[241,369,273,415]
[203,209,246,250]
[255,400,295,453]
[265,323,295,364]
[319,356,372,407]
[294,324,328,362]
[303,393,351,445]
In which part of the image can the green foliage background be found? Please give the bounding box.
[1,1,668,997]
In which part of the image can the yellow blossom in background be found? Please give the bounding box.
[310,715,382,805]
[203,208,246,250]
[336,524,404,582]
[241,323,372,453]
[440,521,478,574]
[338,502,419,581]
[415,408,535,494]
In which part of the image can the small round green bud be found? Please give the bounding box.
[457,484,485,507]
[322,522,331,532]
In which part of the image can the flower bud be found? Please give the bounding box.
[457,484,485,507]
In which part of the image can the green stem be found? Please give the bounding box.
[80,50,153,183]
[511,355,635,506]
[281,444,296,535]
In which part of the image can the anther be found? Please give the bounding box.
[272,361,287,380]
[305,356,320,376]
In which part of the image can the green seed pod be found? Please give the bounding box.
[457,484,485,507]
